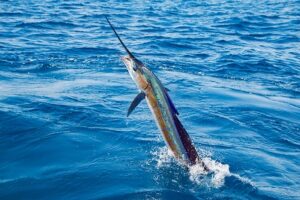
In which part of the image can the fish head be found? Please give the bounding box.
[121,55,149,91]
[105,17,150,92]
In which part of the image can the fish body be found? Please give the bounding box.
[123,56,199,166]
[106,17,207,168]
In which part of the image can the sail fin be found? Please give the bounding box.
[173,114,199,165]
[165,90,179,115]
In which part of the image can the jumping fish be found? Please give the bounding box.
[106,17,208,169]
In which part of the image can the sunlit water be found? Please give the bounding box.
[0,1,299,199]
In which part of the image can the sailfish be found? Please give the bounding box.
[106,17,208,169]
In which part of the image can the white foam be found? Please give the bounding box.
[150,147,235,188]
[189,157,230,187]
[151,147,174,168]
[231,173,255,187]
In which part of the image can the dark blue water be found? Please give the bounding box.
[1,1,300,199]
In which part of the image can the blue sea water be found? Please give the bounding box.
[0,0,300,199]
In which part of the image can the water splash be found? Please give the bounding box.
[189,157,230,187]
[150,146,174,168]
[151,147,241,188]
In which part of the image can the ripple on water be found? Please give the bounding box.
[0,0,300,199]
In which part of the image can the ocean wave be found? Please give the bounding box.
[1,0,299,199]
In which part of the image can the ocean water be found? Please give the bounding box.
[0,0,299,199]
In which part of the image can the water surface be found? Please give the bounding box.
[0,1,300,199]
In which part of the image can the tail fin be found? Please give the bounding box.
[105,16,135,58]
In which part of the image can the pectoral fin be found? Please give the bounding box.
[127,92,146,117]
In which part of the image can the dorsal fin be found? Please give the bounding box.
[105,16,135,58]
[165,90,179,115]
[173,115,199,166]
[173,115,208,169]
